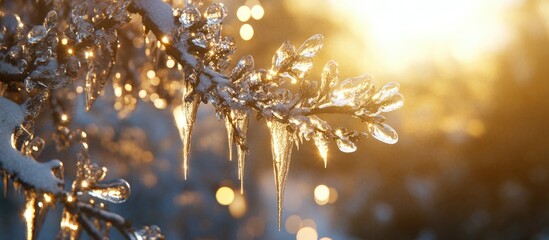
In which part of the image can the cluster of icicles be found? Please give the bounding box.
[168,1,404,228]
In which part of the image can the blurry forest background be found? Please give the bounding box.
[2,0,549,239]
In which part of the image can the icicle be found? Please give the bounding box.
[59,207,80,240]
[267,120,294,229]
[313,133,329,168]
[3,172,7,197]
[368,122,398,144]
[235,109,250,194]
[173,82,200,180]
[24,190,50,240]
[224,116,234,162]
[297,34,324,58]
[88,179,131,203]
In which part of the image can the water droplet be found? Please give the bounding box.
[298,34,324,58]
[231,55,254,80]
[179,6,201,28]
[313,133,329,167]
[191,32,207,48]
[267,120,294,229]
[379,93,404,112]
[204,3,227,25]
[291,58,313,79]
[372,82,400,104]
[272,41,295,72]
[27,26,47,44]
[88,179,131,203]
[368,122,398,144]
[336,138,357,153]
[173,83,200,180]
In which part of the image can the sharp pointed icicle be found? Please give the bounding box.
[225,116,234,162]
[173,82,200,180]
[267,120,294,229]
[235,109,250,194]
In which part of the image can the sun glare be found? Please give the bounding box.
[288,0,520,74]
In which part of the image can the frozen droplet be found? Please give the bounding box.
[27,26,47,44]
[298,34,324,58]
[24,77,36,93]
[234,109,250,193]
[35,49,52,64]
[272,41,295,72]
[368,122,398,144]
[72,3,87,21]
[43,11,58,31]
[204,3,227,25]
[379,93,404,112]
[75,20,93,44]
[231,55,254,80]
[88,179,131,203]
[313,133,329,168]
[191,32,207,48]
[291,58,313,79]
[219,36,236,54]
[179,6,201,28]
[173,83,200,180]
[372,82,400,104]
[132,225,163,240]
[8,46,22,60]
[267,120,294,229]
[316,60,339,100]
[336,138,357,153]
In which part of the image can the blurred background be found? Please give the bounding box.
[2,0,549,239]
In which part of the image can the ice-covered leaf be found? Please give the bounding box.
[291,57,313,79]
[27,26,46,44]
[271,41,295,72]
[372,82,400,104]
[88,179,131,203]
[267,120,294,229]
[331,74,374,108]
[336,138,357,153]
[378,93,404,112]
[297,34,324,58]
[368,122,398,144]
[231,55,254,80]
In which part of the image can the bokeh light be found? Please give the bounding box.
[215,186,235,206]
[314,185,330,205]
[296,226,318,240]
[237,5,251,22]
[239,23,254,41]
[251,5,265,20]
